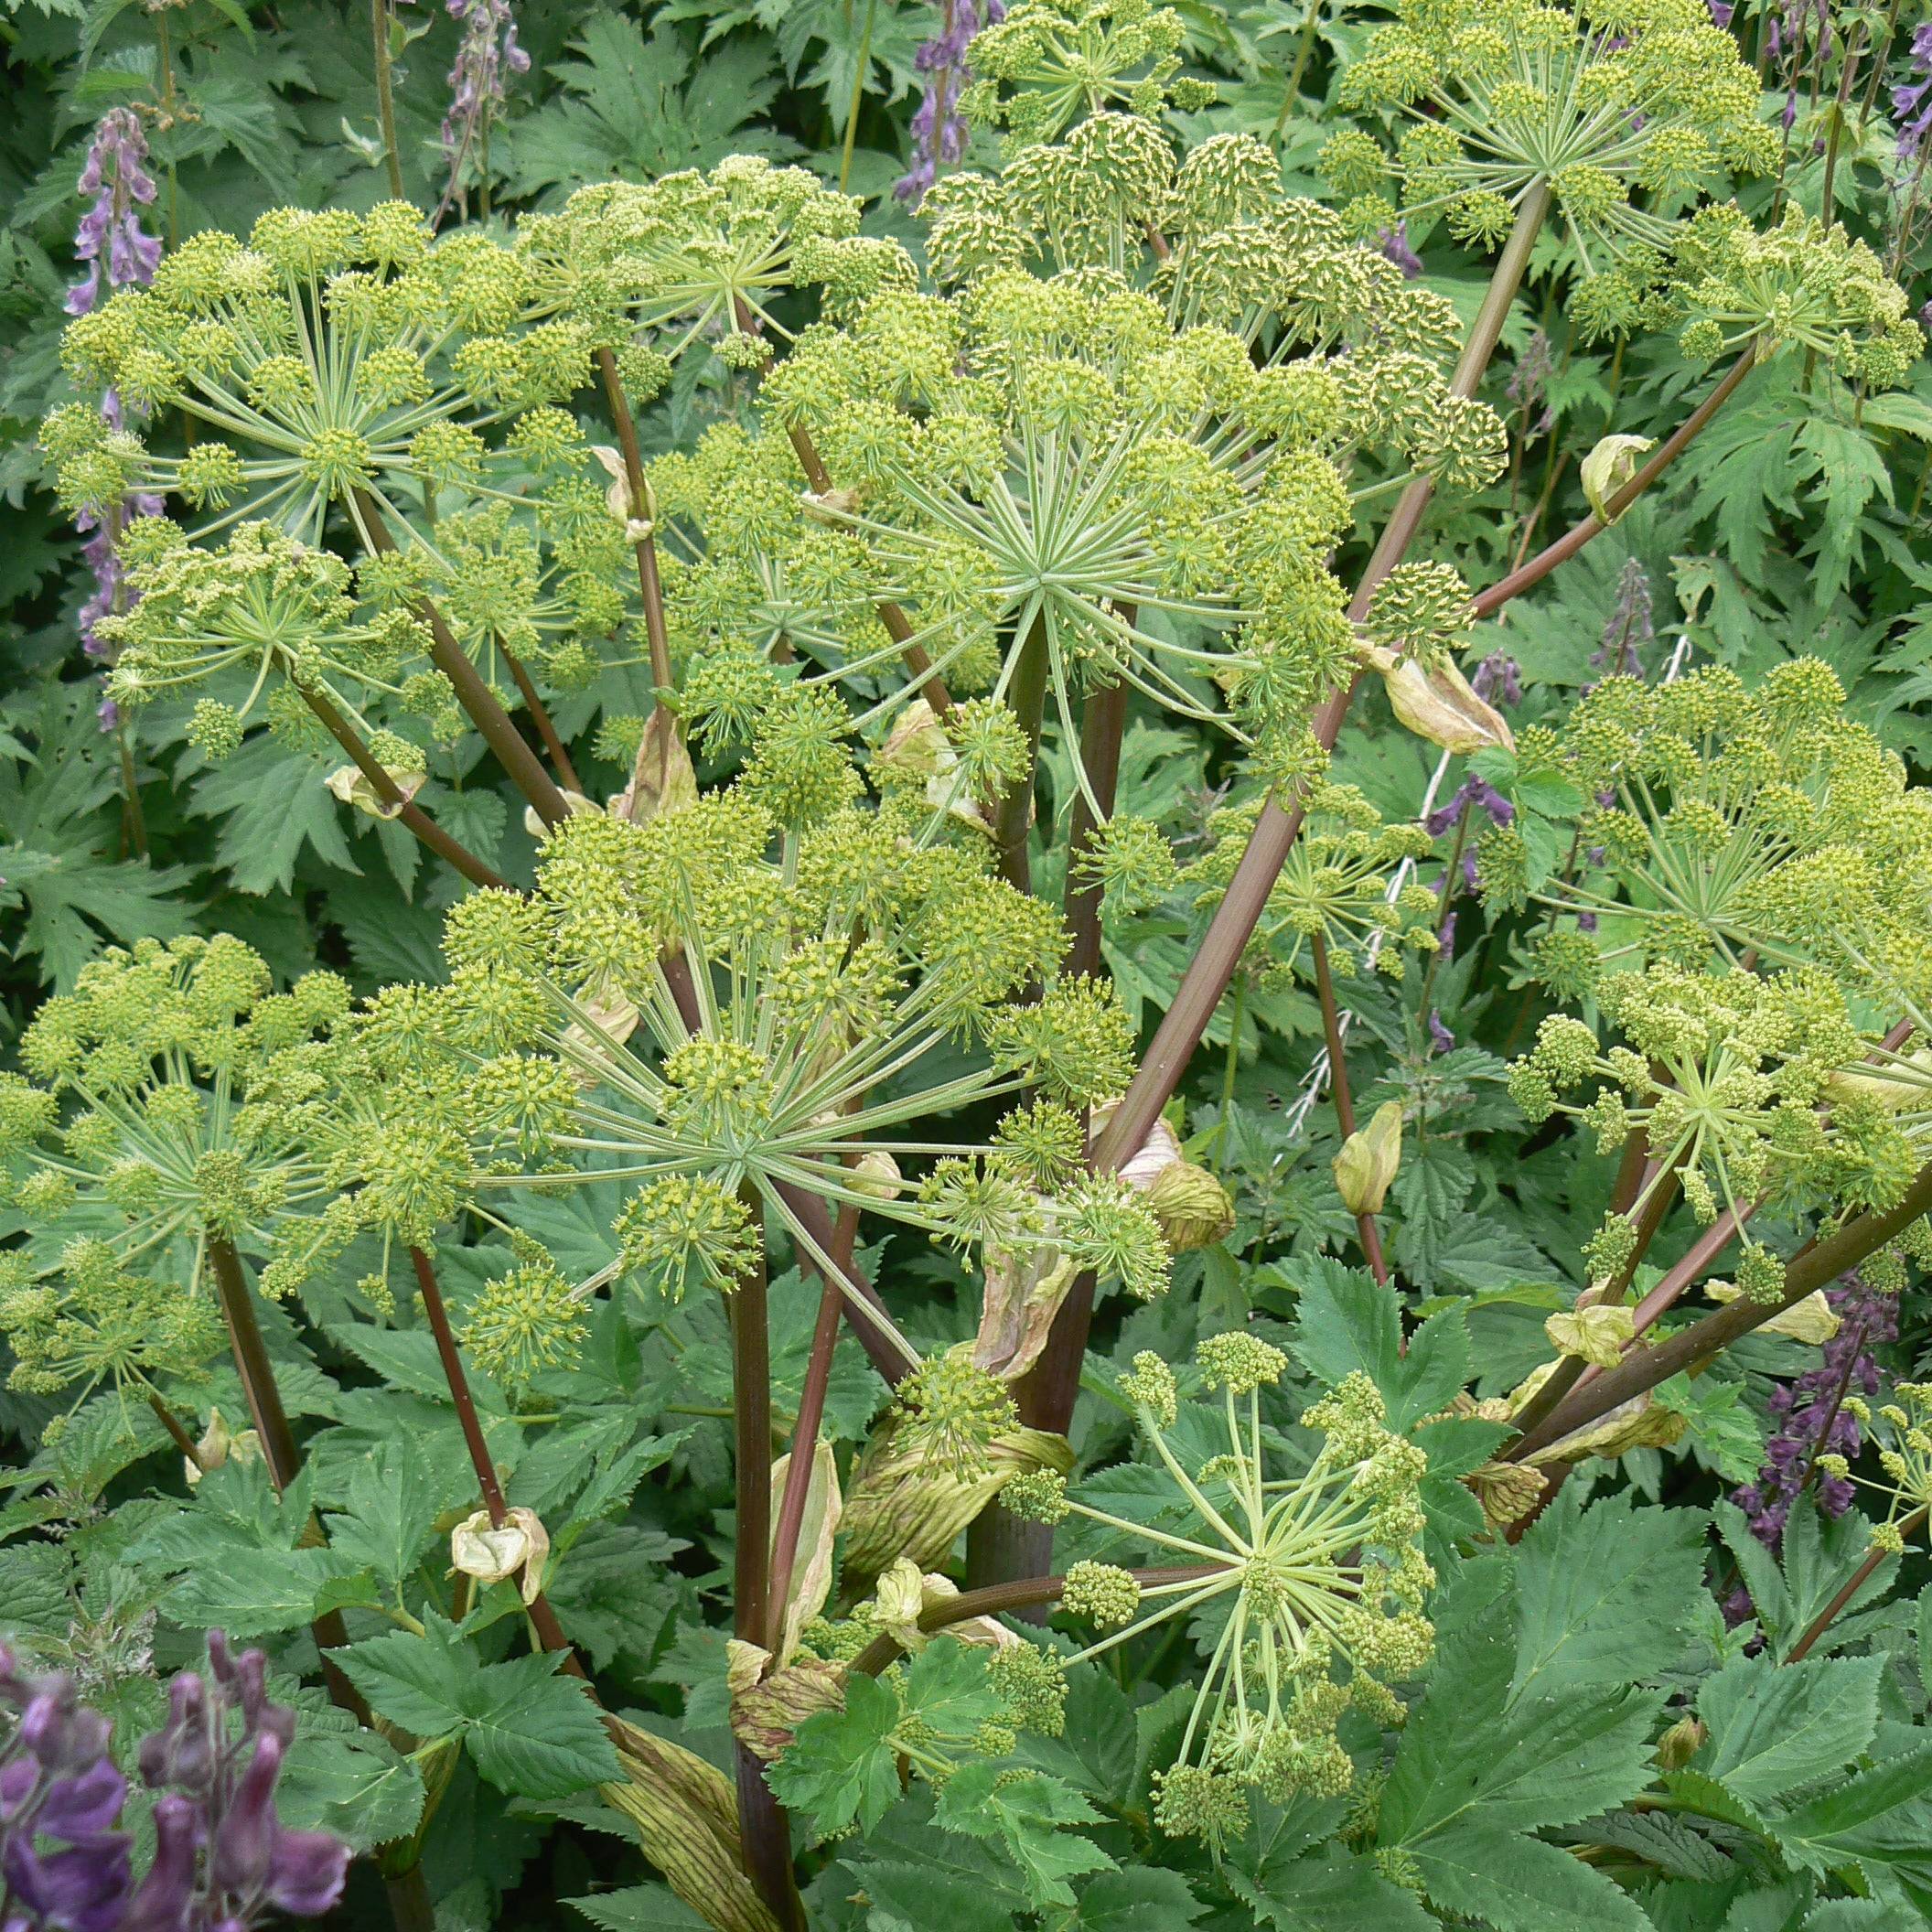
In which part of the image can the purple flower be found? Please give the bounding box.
[1378,221,1423,278]
[1427,1010,1454,1055]
[1730,1270,1899,1563]
[0,1634,349,1932]
[1708,0,1733,25]
[1590,558,1653,684]
[1896,25,1932,160]
[1425,773,1515,837]
[896,0,1004,207]
[65,110,158,320]
[64,112,163,729]
[1471,650,1523,708]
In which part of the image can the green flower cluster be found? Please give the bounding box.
[1006,1340,1432,1845]
[1330,0,1775,296]
[960,0,1216,152]
[1186,783,1440,986]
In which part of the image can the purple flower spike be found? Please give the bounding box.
[1425,774,1514,837]
[0,1632,349,1932]
[896,1,1005,208]
[1378,221,1423,278]
[1730,1270,1900,1565]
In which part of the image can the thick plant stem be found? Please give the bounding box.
[207,1238,373,1723]
[1507,1155,1932,1461]
[1312,932,1389,1283]
[370,0,405,200]
[1090,185,1552,1186]
[1787,1504,1928,1662]
[354,493,571,826]
[852,1563,1229,1677]
[300,686,510,890]
[765,1203,858,1653]
[595,349,674,692]
[1471,343,1760,621]
[784,423,953,712]
[728,1201,808,1932]
[993,614,1051,896]
[500,646,583,793]
[1063,677,1129,981]
[408,1248,575,1660]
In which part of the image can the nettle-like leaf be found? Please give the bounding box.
[337,1611,619,1799]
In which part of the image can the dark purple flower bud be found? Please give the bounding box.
[896,0,1004,207]
[1,1837,133,1932]
[211,1732,284,1900]
[1437,910,1456,950]
[1378,221,1423,278]
[266,1826,352,1917]
[1427,1010,1454,1055]
[37,1756,126,1840]
[1461,851,1478,893]
[120,1794,198,1932]
[1470,650,1523,708]
[1576,910,1598,933]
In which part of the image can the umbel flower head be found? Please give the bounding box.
[1666,201,1925,387]
[51,203,590,542]
[959,0,1217,152]
[705,268,1423,806]
[88,519,433,756]
[0,938,362,1402]
[1005,1340,1433,1845]
[1186,783,1440,986]
[1498,660,1932,995]
[516,156,875,381]
[370,789,1145,1368]
[1333,0,1775,290]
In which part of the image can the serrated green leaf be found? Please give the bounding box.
[1228,1841,1434,1930]
[566,1885,711,1931]
[1510,1487,1706,1696]
[1408,1824,1653,1932]
[766,1670,901,1838]
[934,1762,1113,1911]
[277,1726,426,1851]
[323,1439,445,1587]
[1281,1257,1469,1430]
[1061,1867,1207,1930]
[1696,1653,1881,1808]
[167,1544,365,1639]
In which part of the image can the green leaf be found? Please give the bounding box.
[1061,1867,1207,1930]
[0,1542,72,1642]
[336,1615,618,1799]
[277,1726,426,1851]
[1229,1841,1434,1930]
[167,1545,366,1639]
[1696,1653,1882,1808]
[1282,1256,1469,1430]
[1408,1824,1653,1932]
[933,1762,1114,1911]
[189,734,359,894]
[1509,1487,1706,1696]
[765,1670,901,1838]
[1760,1744,1932,1889]
[323,1440,445,1587]
[567,1886,711,1931]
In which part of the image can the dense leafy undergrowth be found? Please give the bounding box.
[6,2,1932,1928]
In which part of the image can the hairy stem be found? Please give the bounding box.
[1471,343,1760,622]
[300,686,510,891]
[595,348,675,692]
[1313,932,1389,1283]
[1062,677,1129,981]
[993,614,1051,897]
[207,1238,373,1724]
[1092,184,1552,1183]
[354,492,570,826]
[1508,1155,1932,1459]
[765,1203,858,1653]
[729,1198,807,1932]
